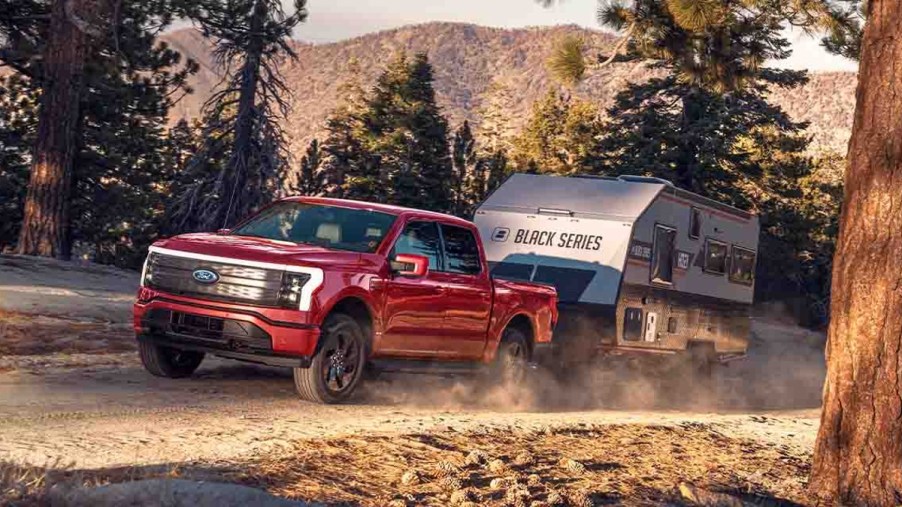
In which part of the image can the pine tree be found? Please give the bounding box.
[451,121,477,215]
[166,119,199,172]
[476,78,517,154]
[361,52,453,212]
[319,60,373,199]
[478,149,508,201]
[548,1,864,93]
[510,90,605,175]
[0,0,197,264]
[0,75,37,250]
[168,0,307,231]
[294,138,324,196]
[8,0,108,259]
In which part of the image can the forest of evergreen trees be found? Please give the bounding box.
[0,0,859,326]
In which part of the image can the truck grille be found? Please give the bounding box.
[145,253,284,307]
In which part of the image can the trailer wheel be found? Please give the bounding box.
[139,341,204,378]
[688,344,718,379]
[293,313,367,404]
[493,326,530,383]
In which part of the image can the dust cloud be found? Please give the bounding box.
[358,317,827,413]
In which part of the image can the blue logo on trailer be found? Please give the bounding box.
[192,269,220,284]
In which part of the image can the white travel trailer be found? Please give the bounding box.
[473,174,759,365]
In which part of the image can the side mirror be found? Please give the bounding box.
[217,228,231,235]
[390,254,429,278]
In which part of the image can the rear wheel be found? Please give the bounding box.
[293,313,367,404]
[138,341,204,378]
[493,326,531,383]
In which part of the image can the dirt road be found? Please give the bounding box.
[0,351,821,470]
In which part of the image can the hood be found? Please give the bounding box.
[152,233,364,267]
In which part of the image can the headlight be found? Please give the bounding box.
[278,272,311,309]
[141,253,157,287]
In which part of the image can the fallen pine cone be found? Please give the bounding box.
[488,458,508,473]
[490,477,515,489]
[440,476,464,491]
[559,458,586,474]
[568,490,594,507]
[450,488,477,505]
[436,460,460,477]
[400,470,421,486]
[546,490,566,506]
[506,484,531,507]
[465,450,489,466]
[513,451,536,467]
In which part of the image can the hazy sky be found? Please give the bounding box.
[292,0,858,73]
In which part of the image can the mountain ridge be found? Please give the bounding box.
[161,21,857,159]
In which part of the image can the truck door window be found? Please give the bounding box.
[439,225,482,275]
[729,246,756,284]
[651,225,676,284]
[392,221,442,270]
[703,239,728,275]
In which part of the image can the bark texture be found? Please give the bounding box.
[15,0,94,259]
[809,1,902,505]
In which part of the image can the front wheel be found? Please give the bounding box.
[138,341,204,378]
[293,313,367,404]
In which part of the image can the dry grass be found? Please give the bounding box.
[2,423,811,506]
[0,310,135,358]
[0,460,189,506]
[230,423,811,506]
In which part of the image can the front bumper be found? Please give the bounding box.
[134,294,320,368]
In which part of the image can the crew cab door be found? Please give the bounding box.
[434,223,492,359]
[380,220,452,357]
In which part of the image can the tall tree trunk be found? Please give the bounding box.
[15,0,97,259]
[677,91,703,193]
[809,2,902,505]
[221,0,265,228]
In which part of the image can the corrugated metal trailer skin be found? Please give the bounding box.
[473,174,759,362]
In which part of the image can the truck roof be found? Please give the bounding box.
[281,196,475,228]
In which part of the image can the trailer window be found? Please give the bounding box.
[391,221,442,271]
[440,225,482,275]
[651,225,676,284]
[729,246,757,285]
[533,265,597,303]
[689,207,701,239]
[704,239,728,275]
[491,262,533,282]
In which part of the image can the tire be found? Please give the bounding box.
[688,344,717,379]
[493,326,531,383]
[138,341,204,378]
[293,313,367,404]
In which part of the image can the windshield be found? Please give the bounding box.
[232,202,397,253]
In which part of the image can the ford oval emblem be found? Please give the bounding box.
[192,269,219,284]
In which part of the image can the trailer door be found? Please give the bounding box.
[651,224,676,285]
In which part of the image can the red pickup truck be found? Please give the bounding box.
[134,197,558,403]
